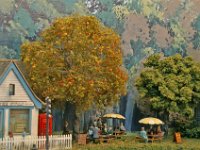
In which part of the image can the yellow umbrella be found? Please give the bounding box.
[103,113,126,120]
[139,117,164,125]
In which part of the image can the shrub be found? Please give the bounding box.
[182,127,200,138]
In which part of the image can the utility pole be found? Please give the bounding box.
[45,97,51,150]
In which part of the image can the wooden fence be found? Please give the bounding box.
[0,134,72,150]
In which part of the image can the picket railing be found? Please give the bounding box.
[0,134,72,150]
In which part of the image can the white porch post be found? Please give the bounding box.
[4,109,9,137]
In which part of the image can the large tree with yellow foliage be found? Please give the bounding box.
[21,15,128,111]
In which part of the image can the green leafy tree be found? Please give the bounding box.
[135,54,200,123]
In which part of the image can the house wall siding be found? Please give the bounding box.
[0,70,32,102]
[2,107,39,137]
[0,69,39,137]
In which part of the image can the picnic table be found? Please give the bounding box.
[113,130,126,138]
[86,130,126,144]
[147,133,164,143]
[99,134,115,143]
[135,132,164,143]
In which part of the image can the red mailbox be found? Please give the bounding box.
[38,113,53,136]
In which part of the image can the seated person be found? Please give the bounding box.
[107,126,113,135]
[147,126,154,135]
[156,125,164,137]
[156,126,161,133]
[97,118,103,130]
[139,127,148,143]
[88,125,94,141]
[119,122,126,132]
[102,123,108,135]
[92,125,100,141]
[148,126,157,140]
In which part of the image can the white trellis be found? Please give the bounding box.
[0,134,72,150]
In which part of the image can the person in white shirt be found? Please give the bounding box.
[120,122,126,131]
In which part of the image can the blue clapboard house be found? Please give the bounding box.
[0,60,43,138]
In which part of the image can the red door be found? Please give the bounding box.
[38,113,53,136]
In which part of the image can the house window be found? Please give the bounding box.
[10,109,30,134]
[9,84,15,95]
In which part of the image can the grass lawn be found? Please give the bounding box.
[73,133,200,150]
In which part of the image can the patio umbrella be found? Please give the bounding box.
[103,113,126,120]
[103,113,125,130]
[139,117,164,125]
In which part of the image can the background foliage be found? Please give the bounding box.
[1,1,200,84]
[1,0,200,60]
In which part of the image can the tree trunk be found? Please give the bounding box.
[163,110,169,124]
[63,102,76,138]
[73,111,81,141]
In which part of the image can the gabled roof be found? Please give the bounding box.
[0,59,44,109]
